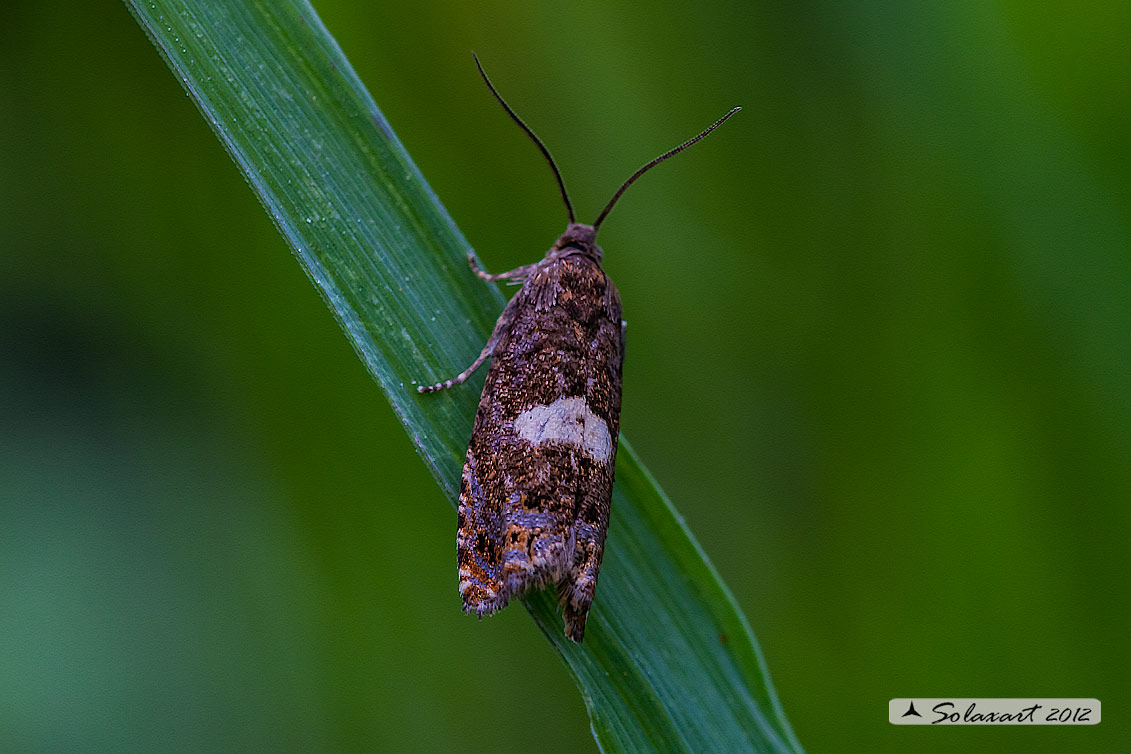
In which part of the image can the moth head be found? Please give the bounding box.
[552,223,602,261]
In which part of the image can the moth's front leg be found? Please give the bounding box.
[467,252,536,282]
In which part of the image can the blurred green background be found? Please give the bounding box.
[2,1,1128,751]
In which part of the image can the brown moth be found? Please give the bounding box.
[419,54,739,642]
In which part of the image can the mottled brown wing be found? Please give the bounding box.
[456,254,623,641]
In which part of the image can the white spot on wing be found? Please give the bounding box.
[513,396,613,463]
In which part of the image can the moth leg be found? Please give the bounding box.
[417,287,523,394]
[468,252,536,282]
[416,338,494,394]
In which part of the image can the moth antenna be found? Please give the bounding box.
[592,106,742,230]
[472,52,576,224]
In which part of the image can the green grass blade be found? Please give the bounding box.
[125,1,803,751]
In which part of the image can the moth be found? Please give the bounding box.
[419,54,739,642]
